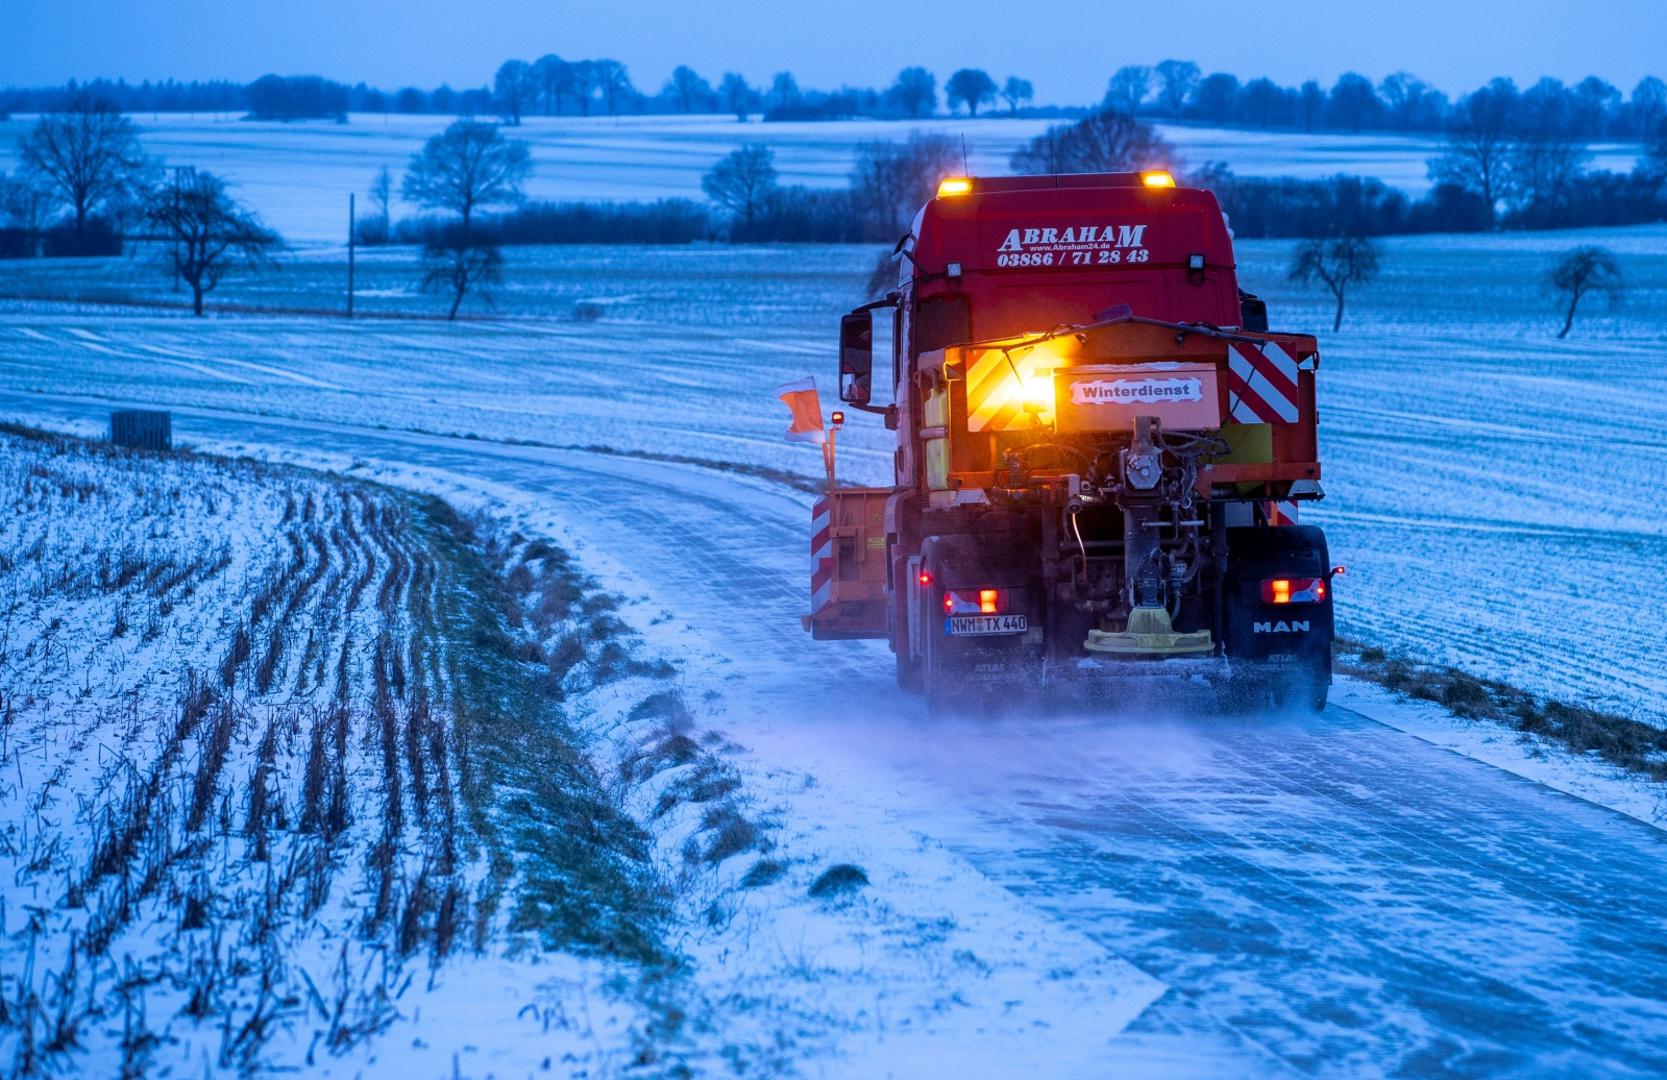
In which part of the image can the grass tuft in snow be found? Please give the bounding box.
[0,426,695,1070]
[739,858,788,890]
[808,864,869,899]
[1336,638,1667,780]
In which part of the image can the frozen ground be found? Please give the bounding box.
[1,223,1665,1074]
[6,399,1666,1076]
[0,429,672,1074]
[0,112,1645,242]
[0,225,1662,721]
[0,429,1168,1075]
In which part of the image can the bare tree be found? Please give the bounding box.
[371,166,392,230]
[358,166,394,244]
[19,95,148,241]
[144,171,280,316]
[494,60,535,125]
[1378,72,1432,131]
[532,54,567,115]
[1287,236,1382,331]
[1299,80,1326,131]
[718,73,753,121]
[1009,108,1176,175]
[1428,86,1515,227]
[666,66,713,113]
[592,60,633,116]
[945,69,997,118]
[768,72,801,112]
[420,237,502,320]
[1546,246,1623,338]
[402,120,531,235]
[702,145,777,228]
[1649,119,1667,177]
[1632,76,1667,140]
[850,133,959,238]
[1104,66,1152,115]
[1153,60,1201,119]
[1000,77,1033,116]
[1327,73,1383,132]
[885,68,937,119]
[1505,135,1590,221]
[1,171,53,255]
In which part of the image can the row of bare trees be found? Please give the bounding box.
[2,98,535,320]
[1101,61,1666,140]
[488,60,1035,124]
[2,96,279,314]
[1422,79,1667,228]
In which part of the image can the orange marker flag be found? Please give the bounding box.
[774,377,826,444]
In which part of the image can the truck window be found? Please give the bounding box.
[915,296,970,356]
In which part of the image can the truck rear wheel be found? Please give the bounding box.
[895,638,923,693]
[921,609,961,717]
[1224,663,1329,714]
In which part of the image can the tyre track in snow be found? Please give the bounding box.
[6,391,1667,1076]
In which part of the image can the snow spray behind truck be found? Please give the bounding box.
[791,171,1341,713]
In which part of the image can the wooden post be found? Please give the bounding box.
[347,192,356,319]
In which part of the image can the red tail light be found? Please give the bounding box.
[943,588,1009,615]
[1262,577,1326,604]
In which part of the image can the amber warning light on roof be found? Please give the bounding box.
[1141,170,1176,188]
[936,177,974,198]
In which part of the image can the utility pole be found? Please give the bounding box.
[347,192,356,319]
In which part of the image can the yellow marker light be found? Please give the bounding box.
[936,177,974,198]
[1141,170,1176,188]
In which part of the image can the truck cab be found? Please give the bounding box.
[808,172,1336,713]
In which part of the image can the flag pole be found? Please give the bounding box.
[823,426,836,494]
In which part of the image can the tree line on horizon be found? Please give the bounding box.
[1,87,1662,324]
[4,60,1665,142]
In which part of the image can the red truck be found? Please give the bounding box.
[806,171,1336,713]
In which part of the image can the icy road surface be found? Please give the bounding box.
[5,392,1666,1076]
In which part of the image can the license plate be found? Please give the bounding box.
[945,614,1029,636]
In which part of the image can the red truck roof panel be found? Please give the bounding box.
[911,181,1242,339]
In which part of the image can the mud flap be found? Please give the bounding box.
[806,487,891,640]
[1222,525,1334,710]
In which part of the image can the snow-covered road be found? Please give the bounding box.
[6,389,1665,1076]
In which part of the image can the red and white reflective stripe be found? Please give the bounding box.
[810,496,833,612]
[1265,500,1300,526]
[1227,341,1301,424]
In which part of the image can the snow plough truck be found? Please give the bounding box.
[802,171,1339,712]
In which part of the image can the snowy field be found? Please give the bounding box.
[0,428,669,1073]
[0,427,1171,1074]
[2,221,1667,1074]
[0,225,1662,722]
[0,112,1646,242]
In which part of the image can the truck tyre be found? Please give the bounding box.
[922,637,968,717]
[918,542,965,717]
[1224,663,1328,714]
[893,602,923,693]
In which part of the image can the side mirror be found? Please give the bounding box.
[839,310,873,405]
